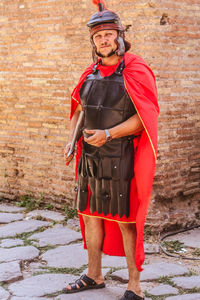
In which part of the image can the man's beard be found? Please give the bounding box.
[96,48,116,58]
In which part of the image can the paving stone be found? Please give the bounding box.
[144,243,159,254]
[102,255,127,268]
[165,228,200,248]
[172,276,200,289]
[0,212,24,223]
[29,224,82,247]
[11,297,52,300]
[148,284,179,296]
[0,261,22,282]
[0,220,50,238]
[0,204,25,213]
[165,294,200,300]
[67,218,80,230]
[111,268,128,282]
[56,286,125,300]
[0,286,10,300]
[26,210,65,222]
[81,267,111,277]
[111,262,189,282]
[41,243,88,268]
[0,238,24,248]
[29,261,47,274]
[141,262,190,281]
[0,246,39,263]
[8,274,78,297]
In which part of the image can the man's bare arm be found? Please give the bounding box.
[68,104,82,143]
[84,113,143,147]
[64,104,82,163]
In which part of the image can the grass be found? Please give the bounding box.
[44,203,54,210]
[37,244,57,254]
[15,193,78,223]
[33,264,88,276]
[161,240,185,253]
[16,193,54,212]
[144,226,153,238]
[64,204,78,221]
[157,275,175,286]
[144,292,166,300]
[192,248,200,257]
[16,193,43,212]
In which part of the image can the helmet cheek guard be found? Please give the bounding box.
[115,33,125,57]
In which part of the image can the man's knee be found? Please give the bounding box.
[83,216,103,228]
[118,222,136,233]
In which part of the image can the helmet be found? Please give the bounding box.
[88,0,131,61]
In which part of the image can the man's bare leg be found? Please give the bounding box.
[119,223,144,298]
[83,216,104,283]
[66,216,104,290]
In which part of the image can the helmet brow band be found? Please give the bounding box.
[90,23,123,36]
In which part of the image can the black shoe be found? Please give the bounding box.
[120,290,144,300]
[62,274,105,294]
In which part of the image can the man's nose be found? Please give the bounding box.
[100,36,108,44]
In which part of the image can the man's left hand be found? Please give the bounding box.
[84,129,106,147]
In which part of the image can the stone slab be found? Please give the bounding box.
[102,255,127,268]
[0,204,25,213]
[148,284,179,296]
[56,286,125,300]
[26,210,65,222]
[166,294,200,300]
[29,224,82,247]
[0,286,10,300]
[0,239,24,248]
[0,261,22,282]
[0,220,50,238]
[67,218,80,230]
[8,274,78,297]
[111,262,189,282]
[165,228,200,248]
[11,297,52,300]
[0,246,39,263]
[144,243,159,254]
[0,212,24,223]
[172,276,200,289]
[29,261,47,274]
[41,243,88,268]
[81,268,111,278]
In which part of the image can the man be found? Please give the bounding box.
[64,1,159,299]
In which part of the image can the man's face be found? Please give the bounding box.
[93,29,118,58]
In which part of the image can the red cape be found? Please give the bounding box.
[69,52,159,271]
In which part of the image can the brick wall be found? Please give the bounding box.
[0,0,199,231]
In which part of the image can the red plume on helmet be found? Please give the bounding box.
[92,0,107,11]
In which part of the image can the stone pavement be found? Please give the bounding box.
[0,203,200,300]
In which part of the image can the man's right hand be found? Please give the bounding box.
[64,142,73,166]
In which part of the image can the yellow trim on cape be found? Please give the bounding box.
[72,96,79,104]
[78,212,136,224]
[124,80,157,161]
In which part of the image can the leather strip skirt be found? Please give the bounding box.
[77,138,135,218]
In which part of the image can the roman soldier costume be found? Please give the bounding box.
[69,0,159,272]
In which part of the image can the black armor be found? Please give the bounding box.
[77,61,137,218]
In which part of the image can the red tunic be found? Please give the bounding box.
[68,52,159,271]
